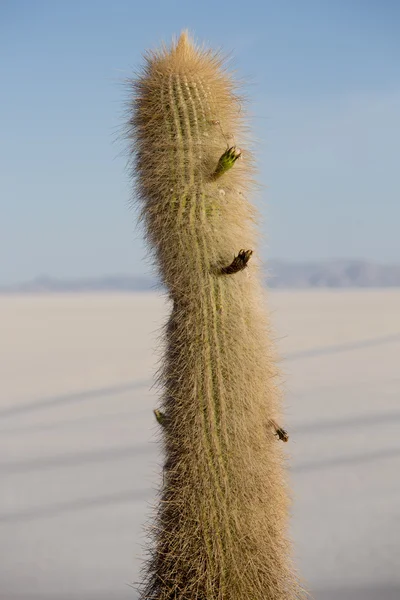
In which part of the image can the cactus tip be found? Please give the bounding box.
[175,30,192,54]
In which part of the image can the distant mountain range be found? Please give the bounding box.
[1,260,400,293]
[265,260,400,288]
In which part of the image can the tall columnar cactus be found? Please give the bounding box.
[128,32,304,600]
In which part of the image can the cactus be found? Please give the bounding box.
[127,31,305,600]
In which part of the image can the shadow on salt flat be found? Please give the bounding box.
[0,380,151,418]
[286,332,400,361]
[3,585,400,600]
[296,410,400,434]
[311,585,400,600]
[0,488,154,524]
[0,442,156,474]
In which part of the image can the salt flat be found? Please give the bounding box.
[1,291,400,600]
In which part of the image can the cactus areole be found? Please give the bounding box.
[127,31,305,600]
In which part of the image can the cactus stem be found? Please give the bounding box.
[128,32,305,599]
[211,146,242,180]
[220,249,253,275]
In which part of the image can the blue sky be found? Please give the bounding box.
[1,0,399,284]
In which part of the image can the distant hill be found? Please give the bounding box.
[266,260,400,288]
[1,260,400,293]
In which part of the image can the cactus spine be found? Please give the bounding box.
[128,31,304,600]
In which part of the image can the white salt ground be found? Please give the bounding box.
[1,290,399,600]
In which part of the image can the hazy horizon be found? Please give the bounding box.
[2,258,400,291]
[3,257,400,288]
